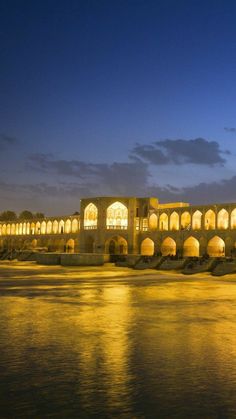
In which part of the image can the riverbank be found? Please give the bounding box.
[0,260,235,283]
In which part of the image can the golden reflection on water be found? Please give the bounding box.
[1,273,236,417]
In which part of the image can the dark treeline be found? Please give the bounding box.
[0,210,45,221]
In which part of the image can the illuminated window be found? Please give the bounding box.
[142,218,148,231]
[84,203,98,229]
[106,201,128,229]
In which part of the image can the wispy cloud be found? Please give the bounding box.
[224,127,236,133]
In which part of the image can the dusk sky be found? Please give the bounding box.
[1,0,236,215]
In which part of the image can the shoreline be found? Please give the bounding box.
[0,260,235,283]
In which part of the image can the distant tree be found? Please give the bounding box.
[34,212,45,219]
[73,211,80,215]
[19,210,34,220]
[0,210,17,221]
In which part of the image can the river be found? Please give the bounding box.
[1,264,236,418]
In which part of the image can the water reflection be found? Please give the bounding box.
[1,277,236,417]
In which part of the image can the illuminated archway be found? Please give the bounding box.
[35,222,41,234]
[149,214,158,230]
[106,202,128,229]
[72,218,79,233]
[6,224,11,235]
[161,237,176,256]
[41,221,46,234]
[207,236,225,257]
[159,213,168,231]
[53,220,58,234]
[30,222,35,234]
[47,221,52,234]
[66,238,74,253]
[217,209,229,230]
[84,203,98,229]
[26,222,30,234]
[205,209,215,230]
[65,219,71,234]
[141,238,154,256]
[11,224,16,235]
[170,212,179,231]
[183,236,199,257]
[192,210,202,230]
[59,220,64,234]
[181,211,191,229]
[2,224,6,235]
[105,236,128,254]
[31,239,37,249]
[231,209,236,229]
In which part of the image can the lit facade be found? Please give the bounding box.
[1,196,236,257]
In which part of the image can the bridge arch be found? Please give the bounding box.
[207,236,225,257]
[159,213,168,231]
[65,219,71,234]
[192,210,202,230]
[41,221,46,234]
[149,214,158,230]
[105,235,128,254]
[170,211,179,231]
[66,238,75,253]
[161,237,176,256]
[181,211,191,229]
[72,218,79,233]
[140,238,155,256]
[183,236,199,257]
[205,209,216,230]
[59,220,64,234]
[53,220,58,234]
[217,209,229,230]
[231,209,236,229]
[46,221,52,234]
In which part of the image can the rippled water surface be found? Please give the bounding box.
[1,265,236,418]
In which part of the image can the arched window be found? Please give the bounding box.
[106,201,128,229]
[170,212,179,231]
[84,203,98,229]
[59,220,65,234]
[217,209,229,230]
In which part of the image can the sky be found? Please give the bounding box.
[1,0,236,215]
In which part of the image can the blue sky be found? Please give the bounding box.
[1,0,236,215]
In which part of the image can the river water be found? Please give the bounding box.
[1,271,236,418]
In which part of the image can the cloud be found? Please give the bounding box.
[26,153,150,196]
[130,138,229,166]
[224,127,236,133]
[0,133,18,147]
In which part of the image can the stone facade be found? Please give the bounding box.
[1,196,236,257]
